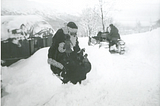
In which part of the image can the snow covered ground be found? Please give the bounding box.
[1,28,160,106]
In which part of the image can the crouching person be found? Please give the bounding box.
[47,22,91,84]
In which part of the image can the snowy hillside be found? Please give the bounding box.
[1,0,80,30]
[1,28,160,106]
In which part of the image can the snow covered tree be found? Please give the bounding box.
[80,7,101,37]
[79,0,118,37]
[98,0,119,31]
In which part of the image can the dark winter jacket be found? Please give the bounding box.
[48,28,91,84]
[48,28,80,62]
[108,25,121,41]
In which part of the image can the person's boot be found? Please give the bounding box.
[62,77,69,84]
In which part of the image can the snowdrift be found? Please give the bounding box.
[1,28,160,106]
[1,15,54,41]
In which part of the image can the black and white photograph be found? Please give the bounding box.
[1,0,160,106]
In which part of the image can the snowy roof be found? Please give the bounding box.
[1,15,54,40]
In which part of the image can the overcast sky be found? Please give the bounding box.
[114,0,160,26]
[29,0,160,26]
[2,0,160,26]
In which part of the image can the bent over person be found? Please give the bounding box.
[107,24,121,52]
[48,22,91,84]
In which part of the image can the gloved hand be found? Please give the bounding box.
[83,54,89,63]
[62,67,67,73]
[77,48,85,54]
[81,48,85,52]
[48,58,64,69]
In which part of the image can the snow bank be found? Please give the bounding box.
[1,15,54,41]
[1,28,160,106]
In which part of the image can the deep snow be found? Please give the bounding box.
[1,28,160,106]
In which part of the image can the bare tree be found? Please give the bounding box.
[80,7,101,37]
[79,0,118,36]
[99,0,105,32]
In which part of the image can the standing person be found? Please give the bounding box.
[48,22,91,84]
[107,24,121,52]
[97,31,102,42]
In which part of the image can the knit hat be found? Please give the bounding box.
[67,22,78,29]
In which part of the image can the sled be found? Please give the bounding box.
[88,32,109,46]
[109,39,126,55]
